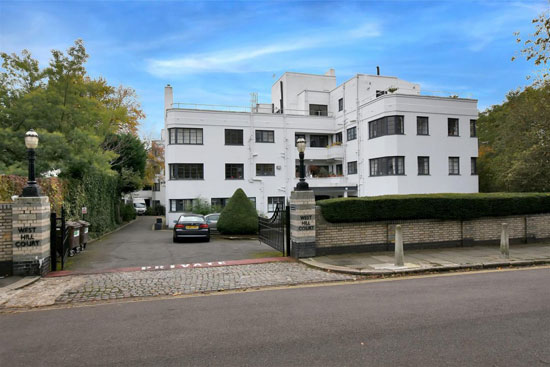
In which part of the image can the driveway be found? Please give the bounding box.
[66,216,281,271]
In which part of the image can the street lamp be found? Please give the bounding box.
[21,129,42,197]
[295,137,309,191]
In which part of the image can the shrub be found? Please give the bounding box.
[217,188,258,234]
[121,203,136,222]
[154,204,166,216]
[318,193,550,223]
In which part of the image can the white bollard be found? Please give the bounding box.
[500,223,510,258]
[395,224,404,267]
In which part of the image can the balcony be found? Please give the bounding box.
[300,143,344,161]
[293,176,348,188]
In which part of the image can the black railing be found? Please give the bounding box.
[50,207,68,271]
[258,204,290,256]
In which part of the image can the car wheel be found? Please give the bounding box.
[204,237,210,242]
[173,236,179,243]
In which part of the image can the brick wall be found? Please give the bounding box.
[315,207,550,255]
[0,202,13,276]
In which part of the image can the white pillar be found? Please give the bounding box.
[395,224,404,267]
[500,223,510,259]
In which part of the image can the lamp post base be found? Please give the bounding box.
[21,183,42,197]
[295,180,309,191]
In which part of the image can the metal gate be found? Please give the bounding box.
[258,204,290,256]
[50,207,68,271]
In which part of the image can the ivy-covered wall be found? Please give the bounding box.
[0,173,121,238]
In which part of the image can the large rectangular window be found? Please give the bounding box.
[338,98,343,112]
[169,164,203,180]
[211,198,229,209]
[448,118,459,136]
[471,157,478,175]
[418,156,430,175]
[470,119,477,137]
[170,199,194,212]
[449,157,460,175]
[169,128,203,144]
[334,132,342,144]
[225,163,244,179]
[153,182,160,191]
[347,126,357,141]
[309,104,328,116]
[225,129,243,145]
[368,115,404,139]
[369,156,405,176]
[268,196,285,212]
[256,164,275,176]
[417,117,429,135]
[310,135,329,147]
[347,161,357,175]
[336,164,343,175]
[255,130,274,143]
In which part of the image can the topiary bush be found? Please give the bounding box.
[217,188,258,235]
[318,193,550,223]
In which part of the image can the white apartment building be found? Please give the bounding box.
[163,69,479,227]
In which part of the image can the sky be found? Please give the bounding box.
[1,0,548,139]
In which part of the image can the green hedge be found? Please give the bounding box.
[318,193,550,223]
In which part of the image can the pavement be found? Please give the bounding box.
[301,242,550,275]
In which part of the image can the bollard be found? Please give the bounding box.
[395,224,404,266]
[500,223,510,259]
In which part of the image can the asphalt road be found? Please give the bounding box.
[67,216,280,271]
[2,267,549,366]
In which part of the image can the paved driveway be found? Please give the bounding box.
[66,216,281,271]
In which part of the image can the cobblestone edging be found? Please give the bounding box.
[53,262,358,304]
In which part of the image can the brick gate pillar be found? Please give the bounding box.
[289,190,316,258]
[12,196,51,276]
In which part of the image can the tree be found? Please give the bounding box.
[216,188,258,235]
[103,133,147,193]
[0,40,145,180]
[144,139,165,187]
[477,83,550,192]
[512,6,550,81]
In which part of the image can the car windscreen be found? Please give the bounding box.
[178,216,204,223]
[208,215,219,221]
[134,203,146,208]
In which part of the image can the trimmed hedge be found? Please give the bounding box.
[217,188,258,235]
[318,193,550,223]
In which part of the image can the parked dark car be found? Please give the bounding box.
[173,214,210,242]
[205,213,220,232]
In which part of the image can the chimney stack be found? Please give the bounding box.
[164,84,173,112]
[376,66,380,76]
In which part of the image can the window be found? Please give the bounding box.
[153,182,160,191]
[249,197,256,208]
[376,90,387,97]
[169,164,203,180]
[309,165,330,177]
[347,126,357,141]
[225,163,244,179]
[347,161,357,175]
[470,119,477,137]
[449,157,460,175]
[471,157,478,175]
[369,156,405,176]
[310,135,329,147]
[417,117,429,135]
[211,198,229,208]
[368,115,404,139]
[295,134,306,146]
[448,118,459,136]
[268,196,285,212]
[338,98,343,112]
[309,104,328,116]
[225,129,243,145]
[336,164,343,176]
[255,130,274,143]
[418,156,430,175]
[334,132,342,144]
[170,199,194,212]
[169,128,203,145]
[256,164,275,176]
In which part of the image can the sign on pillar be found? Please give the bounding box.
[12,196,51,276]
[289,190,316,258]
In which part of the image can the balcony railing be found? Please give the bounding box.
[171,103,333,117]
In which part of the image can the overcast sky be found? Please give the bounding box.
[1,0,547,138]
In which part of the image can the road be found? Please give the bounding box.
[67,216,279,271]
[1,267,549,366]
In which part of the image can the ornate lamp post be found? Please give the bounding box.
[21,129,42,197]
[295,137,309,191]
